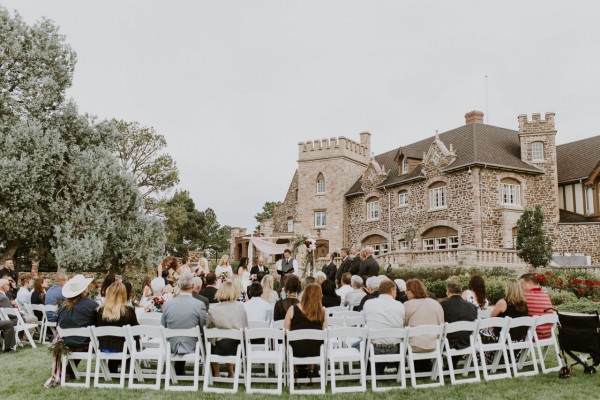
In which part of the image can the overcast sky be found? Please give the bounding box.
[4,1,600,231]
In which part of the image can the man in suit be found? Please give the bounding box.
[250,256,269,281]
[276,249,298,276]
[335,248,351,286]
[0,279,17,353]
[440,281,477,352]
[348,245,362,276]
[191,276,210,309]
[358,246,379,278]
[162,273,208,375]
[198,272,218,303]
[321,253,337,282]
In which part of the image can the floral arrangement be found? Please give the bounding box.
[291,235,317,277]
[535,270,600,298]
[218,272,230,283]
[152,296,165,311]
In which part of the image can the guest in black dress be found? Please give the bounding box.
[321,280,341,308]
[30,278,46,321]
[490,278,529,341]
[284,283,327,359]
[274,275,301,321]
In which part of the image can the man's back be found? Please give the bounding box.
[199,286,218,303]
[524,288,554,339]
[162,293,207,354]
[363,294,405,330]
[45,284,66,322]
[441,295,477,349]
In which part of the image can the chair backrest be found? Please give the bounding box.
[406,324,444,339]
[1,307,25,324]
[444,320,479,335]
[44,304,57,313]
[245,327,285,342]
[477,317,510,341]
[272,319,284,330]
[508,316,536,329]
[162,326,201,340]
[138,317,162,327]
[346,315,366,327]
[57,326,92,339]
[287,328,327,342]
[326,306,348,315]
[248,320,271,329]
[327,326,367,341]
[368,327,408,342]
[126,324,164,353]
[328,316,345,328]
[203,327,244,341]
[335,311,361,319]
[137,311,162,319]
[92,325,128,338]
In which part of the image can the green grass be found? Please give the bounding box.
[1,345,598,400]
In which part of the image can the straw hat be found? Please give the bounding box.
[62,274,94,299]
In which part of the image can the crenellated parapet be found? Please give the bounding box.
[518,112,556,134]
[298,132,371,164]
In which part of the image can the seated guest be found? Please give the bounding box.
[394,279,409,303]
[30,278,46,321]
[315,271,327,286]
[520,273,554,339]
[16,276,32,307]
[162,273,208,376]
[274,275,301,321]
[344,275,366,309]
[297,276,315,301]
[260,274,279,305]
[191,276,210,309]
[356,276,380,312]
[491,279,529,342]
[123,281,134,307]
[97,273,116,305]
[363,280,405,374]
[199,272,219,303]
[207,281,248,378]
[244,283,273,322]
[95,281,139,373]
[141,277,166,312]
[404,278,444,366]
[462,275,491,318]
[45,274,68,322]
[440,281,477,351]
[0,279,18,353]
[321,279,341,308]
[336,273,353,305]
[57,275,97,378]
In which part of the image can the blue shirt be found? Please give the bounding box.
[45,284,66,322]
[57,297,98,348]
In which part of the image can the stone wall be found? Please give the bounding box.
[272,171,299,233]
[554,223,600,264]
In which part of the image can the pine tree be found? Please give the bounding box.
[515,204,553,269]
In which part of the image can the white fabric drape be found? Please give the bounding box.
[249,237,291,255]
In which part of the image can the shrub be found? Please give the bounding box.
[425,280,448,298]
[546,288,578,305]
[556,299,600,314]
[485,276,507,304]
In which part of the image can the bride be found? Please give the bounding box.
[214,254,233,288]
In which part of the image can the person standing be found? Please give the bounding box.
[335,248,351,286]
[0,260,18,296]
[321,253,337,283]
[250,256,269,281]
[348,246,361,276]
[277,249,298,276]
[358,246,379,278]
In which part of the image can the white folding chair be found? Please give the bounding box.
[326,306,348,316]
[475,317,511,381]
[57,326,94,388]
[272,319,285,330]
[442,320,481,385]
[406,324,445,388]
[42,304,58,344]
[248,320,271,329]
[245,327,285,394]
[163,326,203,391]
[335,310,362,319]
[533,313,562,373]
[91,325,130,388]
[126,325,165,390]
[203,328,244,393]
[287,329,327,394]
[346,315,366,327]
[138,317,162,327]
[327,327,367,393]
[1,307,37,349]
[26,304,46,343]
[367,328,407,392]
[506,316,539,377]
[328,316,346,328]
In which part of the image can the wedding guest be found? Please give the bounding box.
[97,273,116,305]
[491,279,529,342]
[45,274,68,322]
[462,275,491,318]
[321,253,337,282]
[194,257,209,277]
[199,273,218,303]
[315,271,327,286]
[237,257,251,294]
[16,276,32,307]
[141,276,153,298]
[244,283,273,322]
[335,248,352,286]
[0,260,18,298]
[215,255,233,288]
[520,273,554,339]
[141,277,166,311]
[335,272,353,305]
[274,275,301,321]
[123,281,134,307]
[356,276,380,312]
[179,257,191,274]
[358,246,379,278]
[159,256,173,282]
[250,257,269,281]
[95,281,139,373]
[394,279,409,303]
[31,278,46,320]
[298,276,315,301]
[207,281,248,378]
[260,274,278,305]
[321,279,341,308]
[191,276,210,309]
[167,258,180,285]
[441,281,477,351]
[343,275,366,309]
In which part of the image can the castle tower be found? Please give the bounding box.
[295,134,371,255]
[518,112,560,224]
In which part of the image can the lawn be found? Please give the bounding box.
[1,346,598,400]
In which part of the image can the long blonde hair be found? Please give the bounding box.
[261,274,275,302]
[99,281,128,322]
[504,279,527,314]
[218,254,230,267]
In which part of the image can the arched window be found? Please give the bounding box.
[428,181,447,210]
[531,141,544,161]
[398,190,409,207]
[316,173,325,194]
[422,226,459,250]
[366,197,380,220]
[501,177,522,206]
[362,234,389,255]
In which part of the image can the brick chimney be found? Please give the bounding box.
[465,110,484,125]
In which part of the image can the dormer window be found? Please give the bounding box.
[402,157,408,174]
[316,173,325,194]
[531,142,544,161]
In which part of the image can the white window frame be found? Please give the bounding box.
[399,240,408,250]
[449,236,459,249]
[502,183,521,206]
[402,158,408,174]
[314,211,326,228]
[373,243,389,256]
[435,237,447,250]
[287,219,294,233]
[367,200,380,220]
[531,142,544,161]
[423,238,435,251]
[429,185,447,210]
[316,178,325,194]
[398,191,408,207]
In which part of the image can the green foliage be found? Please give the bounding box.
[545,288,578,305]
[556,299,600,314]
[425,280,447,298]
[114,119,179,200]
[516,204,553,269]
[254,201,281,223]
[534,270,600,299]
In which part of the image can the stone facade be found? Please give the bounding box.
[271,112,600,266]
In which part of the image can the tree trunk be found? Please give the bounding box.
[0,239,24,264]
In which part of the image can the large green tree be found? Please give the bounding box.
[516,204,553,269]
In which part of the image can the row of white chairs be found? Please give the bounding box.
[53,313,561,394]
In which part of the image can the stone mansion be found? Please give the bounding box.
[231,111,600,268]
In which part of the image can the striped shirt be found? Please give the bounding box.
[524,287,554,339]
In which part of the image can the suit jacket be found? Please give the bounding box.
[348,254,361,275]
[161,293,208,355]
[321,262,337,282]
[198,286,218,303]
[0,291,17,324]
[441,295,477,349]
[358,255,379,277]
[192,291,210,309]
[250,265,269,279]
[336,256,352,283]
